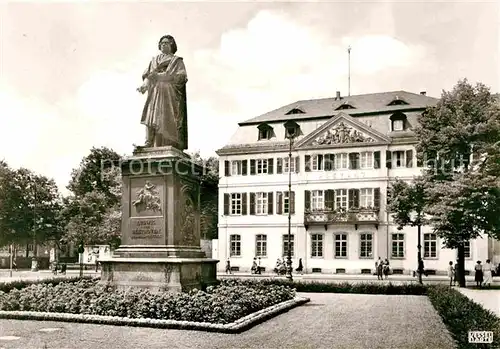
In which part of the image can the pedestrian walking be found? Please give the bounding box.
[483,259,493,287]
[383,258,390,279]
[257,257,262,274]
[376,257,383,280]
[225,259,231,274]
[474,260,483,287]
[447,261,454,286]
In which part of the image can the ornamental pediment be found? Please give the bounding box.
[311,121,375,145]
[295,112,390,148]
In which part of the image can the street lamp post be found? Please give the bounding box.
[284,121,297,281]
[417,224,422,284]
[31,177,38,272]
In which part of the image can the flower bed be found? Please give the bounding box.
[0,276,95,293]
[0,279,296,325]
[427,285,500,348]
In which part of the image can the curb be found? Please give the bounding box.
[0,296,310,334]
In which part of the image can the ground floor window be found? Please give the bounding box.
[230,234,241,257]
[359,233,373,258]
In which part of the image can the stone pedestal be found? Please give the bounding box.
[99,146,218,292]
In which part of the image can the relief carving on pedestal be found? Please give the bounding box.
[311,122,375,145]
[132,181,162,214]
[179,178,199,246]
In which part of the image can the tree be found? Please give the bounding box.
[388,177,428,284]
[415,79,500,287]
[62,147,122,247]
[0,164,63,253]
[189,151,219,239]
[67,146,121,206]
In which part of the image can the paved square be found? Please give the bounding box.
[0,293,456,349]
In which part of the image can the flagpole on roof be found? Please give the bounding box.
[348,46,351,97]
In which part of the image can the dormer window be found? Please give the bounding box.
[257,123,274,140]
[387,97,409,106]
[335,101,355,110]
[283,120,300,139]
[285,107,305,115]
[390,112,407,132]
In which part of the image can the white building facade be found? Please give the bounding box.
[214,91,493,275]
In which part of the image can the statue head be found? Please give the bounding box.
[158,35,178,54]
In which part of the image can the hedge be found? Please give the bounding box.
[0,279,295,325]
[427,285,500,348]
[0,276,95,293]
[229,278,428,295]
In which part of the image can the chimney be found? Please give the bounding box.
[420,91,426,96]
[336,91,341,100]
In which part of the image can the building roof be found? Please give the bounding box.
[239,90,439,125]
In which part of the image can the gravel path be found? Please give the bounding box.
[457,288,500,317]
[0,293,456,349]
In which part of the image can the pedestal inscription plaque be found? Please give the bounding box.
[127,217,164,245]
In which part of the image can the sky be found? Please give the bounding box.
[0,1,498,195]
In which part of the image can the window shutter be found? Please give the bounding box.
[325,190,335,210]
[374,151,381,169]
[318,154,324,170]
[250,159,256,175]
[242,193,248,215]
[224,193,230,215]
[277,158,283,174]
[224,161,231,177]
[267,192,273,214]
[406,150,413,168]
[348,189,355,209]
[324,154,331,171]
[242,160,248,175]
[304,190,311,210]
[290,191,295,214]
[305,155,311,172]
[277,192,283,214]
[354,189,360,208]
[249,193,256,215]
[349,153,360,170]
[374,188,381,209]
[268,158,274,174]
[386,151,392,169]
[295,156,300,173]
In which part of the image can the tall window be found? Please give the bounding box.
[283,157,296,173]
[335,189,348,211]
[464,241,471,259]
[231,160,243,175]
[255,192,268,215]
[283,191,290,214]
[360,188,374,208]
[231,193,242,215]
[391,233,405,258]
[424,233,437,258]
[335,234,347,258]
[360,233,373,258]
[282,235,294,257]
[360,152,373,169]
[230,235,241,257]
[335,153,348,169]
[255,235,267,257]
[256,159,268,174]
[392,151,405,168]
[311,155,323,171]
[311,234,324,257]
[311,190,324,211]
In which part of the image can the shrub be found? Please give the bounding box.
[0,279,295,324]
[230,279,428,295]
[0,276,95,294]
[427,285,500,348]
